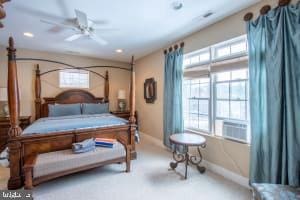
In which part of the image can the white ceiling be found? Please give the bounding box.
[0,0,260,62]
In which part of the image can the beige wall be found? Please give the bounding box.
[0,46,131,119]
[135,0,290,178]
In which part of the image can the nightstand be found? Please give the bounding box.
[110,111,138,124]
[0,116,31,152]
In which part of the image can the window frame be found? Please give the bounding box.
[212,35,248,63]
[183,77,212,134]
[59,69,90,89]
[183,35,251,143]
[212,71,249,135]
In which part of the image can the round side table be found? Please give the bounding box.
[169,133,206,179]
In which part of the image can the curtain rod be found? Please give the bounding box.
[164,42,184,55]
[244,0,291,21]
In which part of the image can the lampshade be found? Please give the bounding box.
[118,90,126,99]
[0,88,7,101]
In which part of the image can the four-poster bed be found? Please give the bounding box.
[6,37,137,189]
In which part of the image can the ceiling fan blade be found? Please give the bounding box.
[40,19,77,31]
[75,9,88,28]
[65,34,82,42]
[89,34,108,45]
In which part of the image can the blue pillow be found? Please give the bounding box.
[82,103,109,115]
[48,104,81,117]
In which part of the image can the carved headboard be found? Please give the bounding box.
[34,65,110,119]
[40,89,106,118]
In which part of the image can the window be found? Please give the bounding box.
[183,48,210,68]
[214,69,249,142]
[183,35,247,68]
[183,77,210,132]
[212,35,248,61]
[59,69,89,88]
[183,35,250,143]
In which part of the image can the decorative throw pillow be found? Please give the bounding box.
[82,103,109,115]
[48,103,81,117]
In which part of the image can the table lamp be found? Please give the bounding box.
[0,88,8,117]
[117,90,126,112]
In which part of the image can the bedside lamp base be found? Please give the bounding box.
[118,99,126,112]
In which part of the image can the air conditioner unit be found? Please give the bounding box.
[223,120,248,142]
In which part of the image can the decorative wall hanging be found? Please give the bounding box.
[144,78,156,103]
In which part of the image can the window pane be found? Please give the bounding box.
[217,46,230,57]
[189,100,198,114]
[183,80,191,98]
[199,115,209,131]
[216,83,229,99]
[231,42,247,54]
[191,83,200,98]
[216,100,229,118]
[184,112,189,127]
[230,101,246,120]
[191,56,199,64]
[191,79,200,84]
[189,114,198,129]
[199,52,210,62]
[59,70,89,88]
[183,99,189,116]
[199,100,209,115]
[200,77,209,83]
[199,83,210,98]
[231,69,248,80]
[184,58,191,66]
[216,72,230,82]
[231,82,246,100]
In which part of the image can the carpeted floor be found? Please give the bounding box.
[0,135,251,200]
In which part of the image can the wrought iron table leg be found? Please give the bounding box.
[184,151,189,179]
[189,145,206,174]
[170,144,206,179]
[170,145,186,170]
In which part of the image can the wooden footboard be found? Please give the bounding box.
[9,125,136,189]
[23,134,132,189]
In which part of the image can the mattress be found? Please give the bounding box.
[23,113,128,135]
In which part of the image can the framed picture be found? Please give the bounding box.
[144,78,156,103]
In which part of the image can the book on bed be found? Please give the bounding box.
[95,138,117,148]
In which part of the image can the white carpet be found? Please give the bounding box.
[0,136,252,200]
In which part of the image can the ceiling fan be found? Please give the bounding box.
[41,9,115,45]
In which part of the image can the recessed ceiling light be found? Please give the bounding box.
[115,49,123,53]
[172,1,183,10]
[24,32,34,37]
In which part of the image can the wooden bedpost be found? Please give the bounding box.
[7,36,22,189]
[35,64,41,119]
[129,56,136,125]
[104,70,109,103]
[128,56,136,158]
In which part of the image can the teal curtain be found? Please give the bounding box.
[163,47,184,148]
[247,2,300,186]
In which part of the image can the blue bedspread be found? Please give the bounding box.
[23,113,128,135]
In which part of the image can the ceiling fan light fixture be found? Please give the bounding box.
[115,49,123,53]
[24,32,34,38]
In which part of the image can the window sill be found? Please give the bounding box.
[184,128,251,147]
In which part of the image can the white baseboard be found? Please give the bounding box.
[139,132,165,149]
[202,160,250,188]
[139,132,250,188]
